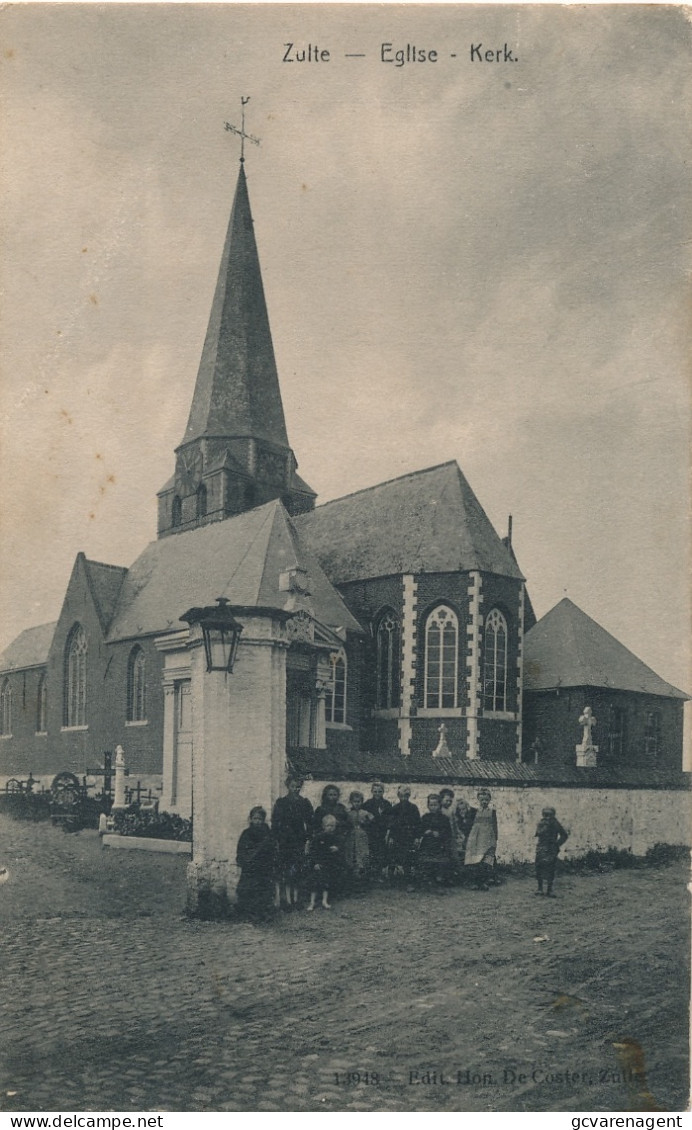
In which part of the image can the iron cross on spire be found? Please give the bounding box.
[224,96,261,162]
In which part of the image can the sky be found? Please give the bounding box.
[1,5,690,744]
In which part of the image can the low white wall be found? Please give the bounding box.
[102,835,191,855]
[302,781,691,864]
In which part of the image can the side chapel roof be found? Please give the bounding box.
[107,500,361,641]
[524,598,688,699]
[0,622,57,673]
[293,461,523,584]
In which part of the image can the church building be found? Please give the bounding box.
[1,151,688,857]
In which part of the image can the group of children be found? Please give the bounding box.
[234,777,569,919]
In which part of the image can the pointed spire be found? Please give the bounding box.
[182,161,289,448]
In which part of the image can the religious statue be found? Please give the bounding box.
[431,721,453,759]
[576,706,598,767]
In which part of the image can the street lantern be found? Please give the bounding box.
[181,597,244,673]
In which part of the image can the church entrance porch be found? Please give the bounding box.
[285,647,333,751]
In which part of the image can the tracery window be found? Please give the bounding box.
[127,646,147,723]
[36,673,47,733]
[644,711,661,758]
[325,650,347,724]
[171,495,182,528]
[424,605,458,709]
[196,483,207,519]
[376,609,401,709]
[483,608,508,712]
[0,679,12,736]
[64,624,87,728]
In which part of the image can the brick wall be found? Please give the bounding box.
[523,688,685,770]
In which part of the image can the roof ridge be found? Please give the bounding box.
[17,620,59,634]
[84,557,128,573]
[312,461,460,510]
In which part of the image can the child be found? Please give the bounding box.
[235,806,277,921]
[363,782,393,880]
[416,794,453,888]
[344,791,374,887]
[387,785,421,881]
[271,775,313,910]
[534,806,569,897]
[464,789,498,890]
[307,814,343,910]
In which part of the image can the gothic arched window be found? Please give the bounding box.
[376,609,401,708]
[127,646,147,723]
[424,605,458,709]
[196,483,207,519]
[483,608,508,712]
[171,495,182,528]
[36,673,47,733]
[325,650,347,724]
[64,624,87,728]
[1,678,12,736]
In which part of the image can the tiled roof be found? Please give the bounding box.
[83,558,127,632]
[524,598,688,700]
[107,500,362,642]
[293,461,523,584]
[0,622,57,672]
[289,748,691,790]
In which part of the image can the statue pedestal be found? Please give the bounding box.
[576,743,598,768]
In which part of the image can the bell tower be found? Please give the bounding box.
[158,109,315,538]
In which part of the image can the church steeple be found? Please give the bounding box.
[157,134,315,539]
[183,161,289,449]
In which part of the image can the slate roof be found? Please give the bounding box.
[0,622,57,672]
[293,461,523,584]
[182,162,290,449]
[107,500,362,642]
[289,748,691,790]
[83,557,128,633]
[524,598,688,699]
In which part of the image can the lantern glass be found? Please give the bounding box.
[202,622,241,673]
[181,598,243,674]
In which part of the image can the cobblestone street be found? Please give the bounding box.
[0,815,689,1113]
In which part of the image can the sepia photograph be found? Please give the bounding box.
[0,3,690,1115]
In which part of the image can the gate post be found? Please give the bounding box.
[184,607,290,917]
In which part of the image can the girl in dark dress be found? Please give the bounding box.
[271,775,314,910]
[387,785,421,881]
[312,784,349,837]
[416,794,453,887]
[363,781,393,880]
[235,806,277,921]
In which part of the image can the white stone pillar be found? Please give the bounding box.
[155,630,192,816]
[398,574,418,756]
[185,611,289,917]
[516,582,525,761]
[112,745,127,810]
[465,571,483,759]
[313,656,332,750]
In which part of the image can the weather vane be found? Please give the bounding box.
[224,96,261,162]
